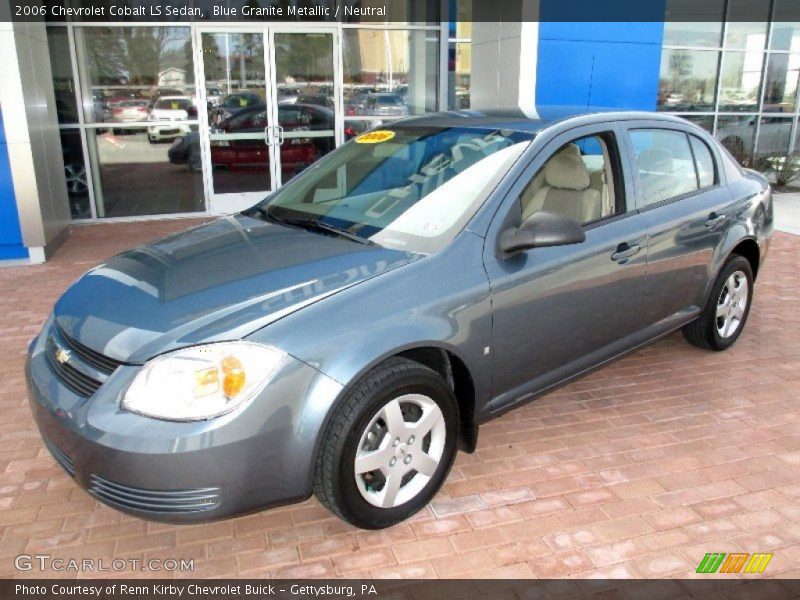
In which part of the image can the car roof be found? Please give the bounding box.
[393,106,696,134]
[156,96,190,101]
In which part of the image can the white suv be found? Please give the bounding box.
[147,96,194,143]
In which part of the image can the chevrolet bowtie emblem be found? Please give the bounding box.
[54,345,72,365]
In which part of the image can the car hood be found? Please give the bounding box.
[54,215,421,363]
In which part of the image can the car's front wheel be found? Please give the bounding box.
[314,357,458,529]
[683,254,754,351]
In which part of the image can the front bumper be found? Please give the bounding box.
[26,317,343,522]
[148,124,190,139]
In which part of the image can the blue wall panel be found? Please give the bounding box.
[536,3,666,112]
[0,109,27,260]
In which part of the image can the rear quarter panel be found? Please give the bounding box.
[705,167,772,302]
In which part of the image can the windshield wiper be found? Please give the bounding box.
[254,207,374,246]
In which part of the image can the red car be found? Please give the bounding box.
[211,104,332,177]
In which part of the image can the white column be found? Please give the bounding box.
[469,0,539,117]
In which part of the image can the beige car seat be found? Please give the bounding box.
[520,143,580,216]
[522,151,602,224]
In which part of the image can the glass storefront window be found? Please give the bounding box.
[718,51,764,111]
[681,114,715,132]
[47,22,446,221]
[343,29,439,118]
[770,22,800,52]
[75,27,196,124]
[763,53,800,112]
[663,0,725,47]
[658,49,720,111]
[47,27,79,124]
[756,116,793,164]
[716,115,758,165]
[663,22,723,48]
[796,122,800,154]
[448,41,471,110]
[724,0,769,50]
[771,1,800,51]
[203,32,267,195]
[59,130,90,219]
[87,127,204,217]
[274,32,337,186]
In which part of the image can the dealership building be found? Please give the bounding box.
[1,0,799,262]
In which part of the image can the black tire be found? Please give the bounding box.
[187,152,202,173]
[313,357,459,529]
[682,255,754,351]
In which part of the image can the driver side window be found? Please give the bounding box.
[518,132,624,226]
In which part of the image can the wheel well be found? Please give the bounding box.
[731,239,760,279]
[396,347,478,453]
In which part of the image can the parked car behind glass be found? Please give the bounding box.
[147,96,194,143]
[363,93,409,117]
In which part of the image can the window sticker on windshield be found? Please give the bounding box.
[171,102,179,110]
[355,130,395,144]
[240,98,248,107]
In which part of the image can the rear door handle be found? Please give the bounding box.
[611,242,641,263]
[705,212,727,229]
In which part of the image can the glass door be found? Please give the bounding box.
[269,30,339,188]
[197,28,339,214]
[199,30,275,213]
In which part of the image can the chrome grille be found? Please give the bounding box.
[89,475,221,514]
[45,336,102,397]
[56,324,124,375]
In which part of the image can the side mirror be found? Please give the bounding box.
[499,210,586,256]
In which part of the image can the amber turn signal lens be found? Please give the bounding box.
[221,355,246,398]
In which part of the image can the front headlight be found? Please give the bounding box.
[121,342,286,421]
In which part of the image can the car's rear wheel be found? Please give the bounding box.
[682,255,754,351]
[314,357,458,529]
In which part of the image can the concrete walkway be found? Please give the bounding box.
[773,192,800,236]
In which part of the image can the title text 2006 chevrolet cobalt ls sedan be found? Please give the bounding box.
[27,108,773,529]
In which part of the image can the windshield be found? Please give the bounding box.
[250,126,533,254]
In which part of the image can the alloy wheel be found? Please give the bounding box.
[354,394,446,509]
[64,163,87,197]
[716,270,749,339]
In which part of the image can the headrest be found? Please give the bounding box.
[558,143,581,159]
[544,152,591,191]
[638,148,674,173]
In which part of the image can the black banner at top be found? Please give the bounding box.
[4,0,800,24]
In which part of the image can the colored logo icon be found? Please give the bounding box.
[697,553,773,574]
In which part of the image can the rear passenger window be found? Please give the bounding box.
[690,136,716,188]
[517,132,624,226]
[629,129,698,206]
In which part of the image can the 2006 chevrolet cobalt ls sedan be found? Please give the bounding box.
[27,108,773,529]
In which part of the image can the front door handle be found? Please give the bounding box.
[705,212,727,229]
[611,242,641,263]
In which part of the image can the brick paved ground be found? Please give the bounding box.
[1,219,799,580]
